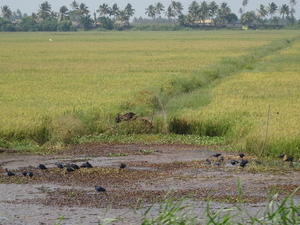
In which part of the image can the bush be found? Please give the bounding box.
[98,17,114,30]
[57,20,73,31]
[0,18,15,31]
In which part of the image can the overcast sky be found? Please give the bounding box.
[2,0,300,19]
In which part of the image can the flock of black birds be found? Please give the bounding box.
[4,161,127,194]
[206,153,249,167]
[3,152,296,194]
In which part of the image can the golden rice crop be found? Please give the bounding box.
[0,30,298,143]
[180,37,300,154]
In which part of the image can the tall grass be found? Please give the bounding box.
[98,179,300,225]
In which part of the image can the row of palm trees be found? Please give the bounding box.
[1,0,298,26]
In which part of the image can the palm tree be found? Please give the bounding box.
[256,4,268,25]
[241,10,256,26]
[219,2,231,24]
[117,10,129,21]
[1,5,12,19]
[209,1,219,22]
[170,1,183,19]
[165,5,175,20]
[38,1,52,19]
[70,1,79,10]
[200,1,209,23]
[238,7,243,17]
[76,3,89,18]
[242,0,249,13]
[145,5,156,20]
[59,6,69,21]
[279,4,290,19]
[155,2,164,18]
[97,3,111,17]
[111,3,120,20]
[124,3,135,19]
[188,1,199,19]
[290,0,297,17]
[267,2,278,20]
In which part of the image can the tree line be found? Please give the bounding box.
[0,0,298,32]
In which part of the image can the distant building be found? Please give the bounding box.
[226,22,243,28]
[115,20,129,27]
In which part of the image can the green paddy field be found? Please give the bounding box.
[1,30,300,156]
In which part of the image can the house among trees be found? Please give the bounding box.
[115,20,129,28]
[226,22,243,28]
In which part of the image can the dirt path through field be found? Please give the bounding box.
[1,143,300,224]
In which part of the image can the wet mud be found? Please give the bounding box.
[0,143,300,224]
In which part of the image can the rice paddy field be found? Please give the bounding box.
[1,30,300,155]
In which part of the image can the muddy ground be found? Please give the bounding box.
[0,143,300,225]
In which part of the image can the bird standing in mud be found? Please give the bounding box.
[55,162,64,169]
[94,186,106,194]
[39,164,47,170]
[240,159,249,167]
[5,168,15,176]
[27,172,33,178]
[80,162,93,168]
[239,153,245,159]
[231,160,239,165]
[211,153,222,158]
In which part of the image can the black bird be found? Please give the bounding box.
[279,153,285,158]
[22,171,27,176]
[205,159,211,164]
[212,153,222,158]
[94,186,106,193]
[27,172,33,177]
[285,157,293,162]
[80,162,93,168]
[120,163,126,169]
[5,168,15,176]
[66,167,75,172]
[215,161,221,166]
[239,153,245,159]
[55,162,64,169]
[70,164,80,170]
[39,164,47,170]
[240,159,249,167]
[231,160,239,165]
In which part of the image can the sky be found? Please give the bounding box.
[2,0,300,19]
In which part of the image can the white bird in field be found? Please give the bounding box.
[49,39,52,41]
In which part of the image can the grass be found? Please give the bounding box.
[1,30,300,155]
[97,179,300,225]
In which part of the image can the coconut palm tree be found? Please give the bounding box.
[279,4,290,19]
[209,1,219,22]
[97,3,111,17]
[70,1,79,10]
[124,3,135,19]
[170,1,183,19]
[290,0,297,17]
[242,0,249,13]
[256,4,268,25]
[145,4,156,20]
[1,5,12,19]
[76,3,89,17]
[155,2,164,18]
[165,5,175,20]
[58,6,69,21]
[267,2,278,20]
[241,10,256,26]
[200,1,209,23]
[111,3,120,20]
[188,1,199,19]
[38,1,52,19]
